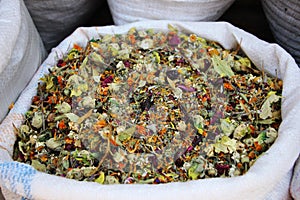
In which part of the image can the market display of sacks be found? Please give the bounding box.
[0,20,299,200]
[107,0,236,25]
[261,0,300,65]
[0,0,47,123]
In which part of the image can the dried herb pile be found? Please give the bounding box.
[13,25,282,184]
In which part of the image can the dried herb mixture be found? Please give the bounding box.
[13,25,282,184]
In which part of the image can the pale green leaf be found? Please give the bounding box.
[46,138,63,150]
[259,92,281,119]
[31,112,43,129]
[40,76,54,90]
[213,135,237,153]
[90,52,104,64]
[193,115,204,130]
[55,102,71,114]
[233,123,248,139]
[80,96,96,108]
[238,57,251,68]
[211,55,235,77]
[167,24,178,32]
[188,163,203,180]
[31,160,46,172]
[64,113,79,123]
[220,118,235,136]
[117,126,136,142]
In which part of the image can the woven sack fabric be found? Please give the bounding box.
[107,0,235,25]
[0,21,299,200]
[261,0,300,65]
[24,0,105,52]
[291,155,300,199]
[0,0,47,123]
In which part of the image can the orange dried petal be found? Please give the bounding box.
[136,125,147,135]
[95,119,107,128]
[248,151,256,159]
[73,44,82,51]
[8,102,14,110]
[189,34,197,42]
[224,82,234,90]
[40,154,48,162]
[58,120,67,130]
[208,47,219,56]
[65,137,74,144]
[254,141,263,152]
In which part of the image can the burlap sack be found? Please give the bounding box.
[107,0,235,25]
[0,21,299,200]
[0,0,47,123]
[24,0,105,52]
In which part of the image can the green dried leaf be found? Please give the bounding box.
[188,163,203,180]
[80,96,96,109]
[67,74,82,85]
[167,24,178,32]
[211,55,235,77]
[46,138,63,151]
[31,159,46,172]
[214,136,237,153]
[193,115,204,130]
[62,158,70,169]
[233,123,248,139]
[82,167,96,177]
[238,57,251,68]
[256,127,278,144]
[40,76,54,90]
[112,151,125,163]
[257,119,275,124]
[20,125,30,134]
[90,52,104,64]
[265,127,278,144]
[95,172,105,184]
[117,126,136,142]
[31,112,43,129]
[65,113,79,123]
[256,131,267,145]
[70,83,88,97]
[220,118,235,136]
[260,92,281,119]
[153,51,160,63]
[80,56,88,69]
[105,175,119,184]
[55,102,71,114]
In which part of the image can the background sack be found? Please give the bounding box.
[24,0,105,52]
[107,0,235,25]
[1,21,300,200]
[0,0,47,123]
[261,0,300,65]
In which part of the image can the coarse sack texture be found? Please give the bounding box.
[0,0,47,123]
[24,0,105,52]
[261,0,300,66]
[291,155,300,199]
[107,0,235,25]
[0,20,300,200]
